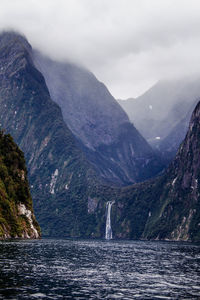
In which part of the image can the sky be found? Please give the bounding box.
[1,0,200,99]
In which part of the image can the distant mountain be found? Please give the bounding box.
[118,78,200,154]
[0,131,40,239]
[33,52,163,185]
[143,100,200,241]
[158,101,198,160]
[112,100,200,242]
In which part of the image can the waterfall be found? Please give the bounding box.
[105,201,114,240]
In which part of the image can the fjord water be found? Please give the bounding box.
[0,239,200,299]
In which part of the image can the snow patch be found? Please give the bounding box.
[195,179,198,189]
[130,144,135,156]
[50,169,59,194]
[172,177,177,186]
[155,136,161,140]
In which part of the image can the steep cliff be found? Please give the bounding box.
[1,31,199,242]
[0,131,40,239]
[0,31,114,237]
[0,31,93,236]
[111,101,200,242]
[143,100,200,241]
[33,52,163,185]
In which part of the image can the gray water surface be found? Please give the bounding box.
[0,239,200,299]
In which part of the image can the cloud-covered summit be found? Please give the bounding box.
[1,0,200,98]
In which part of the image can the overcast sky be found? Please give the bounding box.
[1,0,200,98]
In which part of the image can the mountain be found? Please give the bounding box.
[158,101,198,160]
[1,31,199,242]
[33,52,163,185]
[118,78,200,153]
[0,31,130,238]
[0,31,165,238]
[143,100,200,241]
[111,101,200,242]
[0,131,40,239]
[0,31,100,237]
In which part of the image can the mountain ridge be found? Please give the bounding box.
[33,50,164,185]
[0,31,101,237]
[118,78,200,155]
[112,100,200,242]
[1,31,200,242]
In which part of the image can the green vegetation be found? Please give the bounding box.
[0,32,199,242]
[0,130,40,239]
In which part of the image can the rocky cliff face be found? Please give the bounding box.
[0,31,124,238]
[0,131,40,239]
[147,100,200,241]
[0,31,98,236]
[111,101,200,242]
[33,51,163,185]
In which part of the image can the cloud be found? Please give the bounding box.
[0,0,200,98]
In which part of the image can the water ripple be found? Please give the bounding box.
[0,239,200,299]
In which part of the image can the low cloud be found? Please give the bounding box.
[1,0,200,98]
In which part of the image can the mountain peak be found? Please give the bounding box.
[0,31,31,52]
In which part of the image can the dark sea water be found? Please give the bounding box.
[0,239,200,299]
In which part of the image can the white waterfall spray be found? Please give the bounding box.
[105,201,114,240]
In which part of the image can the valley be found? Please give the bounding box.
[0,31,199,242]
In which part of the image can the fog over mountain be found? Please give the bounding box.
[33,50,163,185]
[118,77,200,139]
[1,0,200,98]
[118,77,200,161]
[1,31,200,242]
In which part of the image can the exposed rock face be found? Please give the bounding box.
[0,131,40,239]
[17,203,40,238]
[33,52,128,150]
[33,51,163,185]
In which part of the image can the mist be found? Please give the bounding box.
[1,0,200,98]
